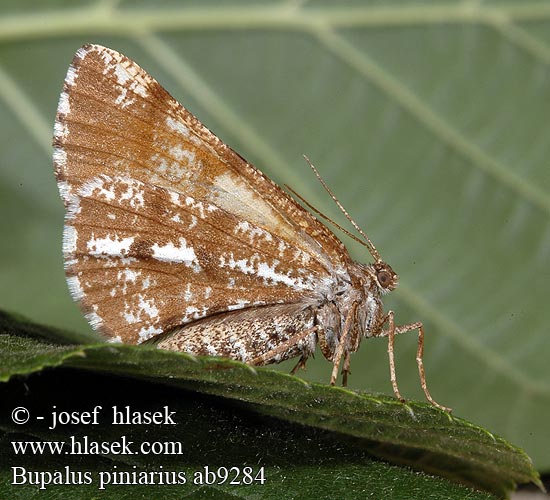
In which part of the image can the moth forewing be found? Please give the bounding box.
[54,43,450,412]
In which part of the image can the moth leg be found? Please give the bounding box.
[290,355,308,375]
[386,311,404,402]
[249,326,317,366]
[341,351,351,387]
[378,314,452,413]
[330,302,358,386]
[399,321,452,413]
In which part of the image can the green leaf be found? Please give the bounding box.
[1,0,549,477]
[0,311,540,499]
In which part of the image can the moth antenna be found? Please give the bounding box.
[284,184,369,249]
[302,155,382,262]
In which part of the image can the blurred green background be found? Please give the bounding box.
[1,0,549,472]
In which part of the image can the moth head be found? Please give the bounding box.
[372,262,398,293]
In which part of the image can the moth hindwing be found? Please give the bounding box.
[53,44,450,412]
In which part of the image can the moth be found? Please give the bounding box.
[53,44,450,412]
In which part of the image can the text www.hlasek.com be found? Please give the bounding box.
[12,435,181,456]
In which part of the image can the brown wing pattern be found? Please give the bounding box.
[53,44,351,274]
[63,174,330,343]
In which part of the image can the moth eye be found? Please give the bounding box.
[377,270,392,289]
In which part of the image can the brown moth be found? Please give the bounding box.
[53,44,450,412]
